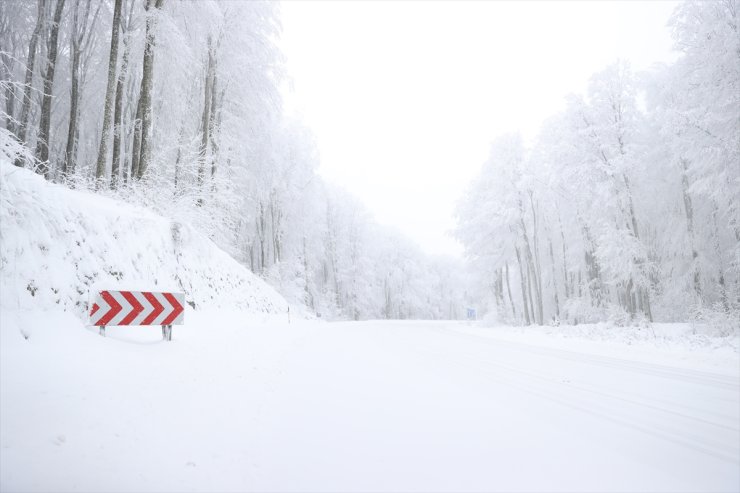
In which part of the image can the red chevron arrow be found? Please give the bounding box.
[90,303,100,318]
[120,291,144,325]
[162,292,184,325]
[97,291,122,326]
[142,292,164,325]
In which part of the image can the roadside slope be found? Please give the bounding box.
[0,161,288,317]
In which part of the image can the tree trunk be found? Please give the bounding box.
[258,203,266,273]
[135,0,165,180]
[621,173,653,321]
[274,205,283,263]
[528,192,544,324]
[519,198,542,325]
[549,235,560,318]
[94,0,122,185]
[493,268,504,314]
[209,63,222,180]
[711,202,729,310]
[680,158,702,299]
[270,196,280,263]
[526,262,536,324]
[63,0,87,178]
[515,246,530,325]
[111,3,134,189]
[0,6,17,134]
[130,92,143,180]
[15,0,46,166]
[63,47,80,177]
[172,124,186,194]
[1,42,16,135]
[197,37,215,201]
[580,218,602,307]
[557,208,570,300]
[303,237,313,309]
[504,261,516,320]
[35,0,66,178]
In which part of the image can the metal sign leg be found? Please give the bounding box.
[99,325,106,337]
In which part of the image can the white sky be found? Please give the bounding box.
[279,0,679,258]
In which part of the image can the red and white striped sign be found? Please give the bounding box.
[89,290,185,327]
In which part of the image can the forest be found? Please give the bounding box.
[0,0,467,321]
[1,0,738,326]
[456,1,739,328]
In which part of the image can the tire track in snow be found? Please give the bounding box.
[441,326,740,418]
[414,325,740,465]
[444,326,738,389]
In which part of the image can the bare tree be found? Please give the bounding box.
[94,0,122,185]
[196,36,216,203]
[62,0,99,178]
[0,3,23,135]
[15,0,46,167]
[680,158,702,299]
[132,0,165,180]
[35,0,66,178]
[110,0,135,189]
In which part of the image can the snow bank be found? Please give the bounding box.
[0,162,288,318]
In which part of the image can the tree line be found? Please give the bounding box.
[456,0,739,326]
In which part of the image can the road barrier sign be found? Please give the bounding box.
[89,290,184,340]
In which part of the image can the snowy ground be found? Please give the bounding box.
[1,311,738,492]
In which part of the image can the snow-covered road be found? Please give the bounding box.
[1,313,738,492]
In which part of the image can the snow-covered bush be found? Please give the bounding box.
[562,297,604,325]
[0,128,33,168]
[689,303,740,338]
